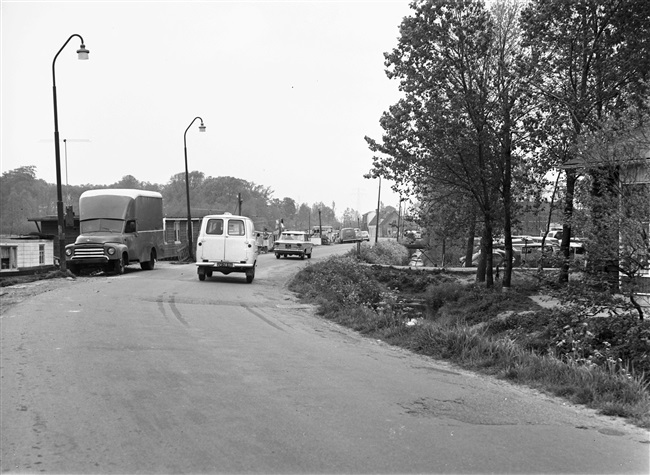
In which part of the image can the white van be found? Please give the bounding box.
[195,214,258,283]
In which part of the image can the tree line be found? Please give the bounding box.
[366,0,650,297]
[0,165,373,235]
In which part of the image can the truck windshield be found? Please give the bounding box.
[81,219,124,233]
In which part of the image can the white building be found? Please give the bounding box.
[0,236,54,273]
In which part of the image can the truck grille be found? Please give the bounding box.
[72,246,106,259]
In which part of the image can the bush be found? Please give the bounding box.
[289,256,384,311]
[346,240,410,266]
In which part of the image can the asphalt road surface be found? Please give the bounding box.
[1,243,649,473]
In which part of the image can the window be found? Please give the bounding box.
[174,221,181,243]
[228,220,245,236]
[39,244,45,265]
[207,219,224,235]
[1,246,17,270]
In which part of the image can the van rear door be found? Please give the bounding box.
[224,218,248,263]
[199,218,226,261]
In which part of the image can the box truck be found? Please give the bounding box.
[65,189,164,274]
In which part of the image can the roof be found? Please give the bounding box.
[563,129,650,170]
[81,189,162,199]
[201,214,251,220]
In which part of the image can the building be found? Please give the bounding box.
[564,129,650,296]
[0,236,54,273]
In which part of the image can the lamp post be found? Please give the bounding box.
[52,34,89,271]
[183,117,206,261]
[375,177,381,243]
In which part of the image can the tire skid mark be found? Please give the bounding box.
[241,304,284,332]
[156,295,170,322]
[168,295,189,327]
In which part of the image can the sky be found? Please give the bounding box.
[1,0,412,216]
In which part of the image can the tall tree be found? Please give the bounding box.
[366,0,504,286]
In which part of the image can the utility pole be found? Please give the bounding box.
[375,177,381,244]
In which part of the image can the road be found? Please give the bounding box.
[1,243,648,473]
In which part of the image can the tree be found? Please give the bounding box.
[366,0,506,287]
[520,0,650,283]
[0,166,52,234]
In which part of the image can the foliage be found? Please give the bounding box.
[289,256,384,311]
[521,0,650,282]
[348,240,410,266]
[366,0,544,288]
[0,166,342,236]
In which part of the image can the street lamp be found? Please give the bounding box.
[375,177,381,243]
[52,34,89,271]
[183,117,206,261]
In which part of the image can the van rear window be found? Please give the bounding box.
[206,219,224,235]
[228,220,245,236]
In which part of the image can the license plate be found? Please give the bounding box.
[285,244,292,249]
[217,261,233,267]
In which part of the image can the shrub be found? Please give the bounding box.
[347,240,410,266]
[288,256,384,311]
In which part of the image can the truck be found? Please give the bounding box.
[65,189,164,275]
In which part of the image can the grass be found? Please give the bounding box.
[288,255,650,428]
[0,269,71,287]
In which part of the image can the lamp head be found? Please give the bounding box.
[199,123,206,132]
[77,44,90,60]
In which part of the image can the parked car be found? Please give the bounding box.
[359,230,370,241]
[274,231,313,259]
[195,214,258,283]
[459,249,506,267]
[339,228,358,243]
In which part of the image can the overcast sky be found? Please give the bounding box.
[1,0,412,215]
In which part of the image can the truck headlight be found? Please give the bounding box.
[65,248,72,257]
[107,247,116,256]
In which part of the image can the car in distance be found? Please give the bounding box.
[274,231,313,259]
[339,227,358,243]
[359,230,370,241]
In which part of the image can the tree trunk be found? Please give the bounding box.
[465,212,476,267]
[559,168,577,284]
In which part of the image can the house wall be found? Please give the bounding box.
[0,239,54,272]
[161,218,201,260]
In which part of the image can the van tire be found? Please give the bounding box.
[140,250,156,270]
[246,267,255,284]
[275,253,280,259]
[300,253,305,260]
[198,268,206,281]
[307,251,312,259]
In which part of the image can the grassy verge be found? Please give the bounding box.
[0,269,72,287]
[288,255,650,428]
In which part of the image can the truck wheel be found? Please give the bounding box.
[246,267,255,283]
[114,255,126,275]
[140,250,156,270]
[275,253,280,259]
[307,251,312,259]
[198,268,206,281]
[300,252,305,260]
